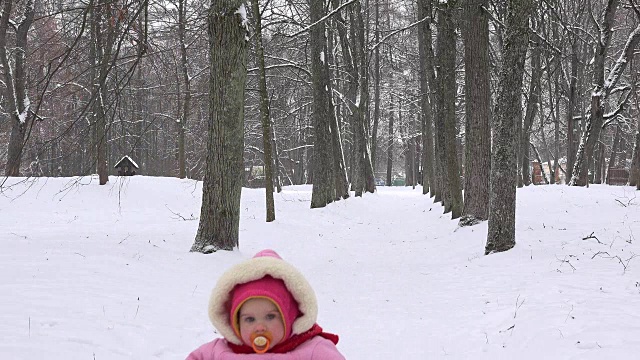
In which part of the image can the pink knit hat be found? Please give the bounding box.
[229,275,300,342]
[208,249,318,345]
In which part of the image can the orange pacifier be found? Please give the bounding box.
[250,332,272,354]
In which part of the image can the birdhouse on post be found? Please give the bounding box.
[114,155,139,176]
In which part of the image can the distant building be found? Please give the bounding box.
[114,155,139,176]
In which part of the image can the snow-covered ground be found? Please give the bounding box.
[1,175,639,359]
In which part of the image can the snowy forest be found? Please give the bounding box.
[2,1,640,246]
[3,2,640,357]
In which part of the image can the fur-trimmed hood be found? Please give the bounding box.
[208,249,318,345]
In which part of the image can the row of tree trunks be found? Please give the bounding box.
[351,0,376,197]
[419,0,440,201]
[434,1,462,219]
[417,0,435,196]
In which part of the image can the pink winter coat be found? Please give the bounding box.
[186,336,346,360]
[187,249,346,360]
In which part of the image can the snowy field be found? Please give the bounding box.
[1,175,639,359]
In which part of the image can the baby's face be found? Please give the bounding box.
[238,298,285,351]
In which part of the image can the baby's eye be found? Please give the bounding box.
[243,316,255,323]
[266,313,277,320]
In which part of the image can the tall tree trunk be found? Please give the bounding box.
[326,11,349,199]
[618,135,627,168]
[460,0,491,222]
[0,0,35,177]
[131,9,146,175]
[271,123,282,192]
[310,0,336,208]
[553,85,560,184]
[252,0,275,222]
[371,0,381,173]
[434,1,462,219]
[594,138,605,184]
[420,0,439,199]
[486,0,534,255]
[606,125,621,184]
[331,0,358,192]
[545,51,560,185]
[177,0,190,179]
[630,58,640,187]
[417,0,435,196]
[352,1,376,196]
[192,1,248,252]
[387,92,394,186]
[92,0,114,185]
[520,41,541,187]
[566,45,579,182]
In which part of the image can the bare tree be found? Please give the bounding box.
[351,0,376,196]
[630,57,640,187]
[486,0,535,254]
[192,1,248,252]
[570,0,640,186]
[177,0,190,179]
[417,0,435,196]
[251,0,275,221]
[519,36,541,187]
[310,0,336,208]
[1,0,35,176]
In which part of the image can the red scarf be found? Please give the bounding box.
[227,323,339,354]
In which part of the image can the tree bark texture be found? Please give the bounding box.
[325,15,349,200]
[252,0,275,222]
[331,0,357,192]
[93,0,113,186]
[417,0,435,196]
[434,2,462,219]
[371,0,381,173]
[178,0,190,179]
[606,124,621,184]
[594,139,605,184]
[630,60,640,186]
[2,0,35,176]
[566,47,579,182]
[486,0,534,255]
[461,0,490,221]
[387,92,394,186]
[192,1,247,252]
[352,1,376,196]
[519,41,541,187]
[310,0,336,208]
[420,0,439,199]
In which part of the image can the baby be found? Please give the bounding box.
[186,249,346,359]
